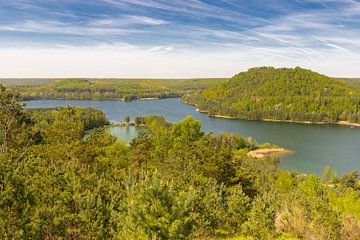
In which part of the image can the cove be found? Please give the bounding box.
[25,98,360,175]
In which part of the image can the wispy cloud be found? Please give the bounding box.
[0,19,145,36]
[0,0,359,77]
[88,15,169,27]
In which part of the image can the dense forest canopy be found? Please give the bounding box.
[1,85,360,239]
[183,67,360,124]
[26,106,109,130]
[0,78,225,101]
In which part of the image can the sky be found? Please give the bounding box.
[0,0,360,78]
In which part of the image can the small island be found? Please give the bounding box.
[247,148,291,159]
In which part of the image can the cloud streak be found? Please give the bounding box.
[0,0,359,77]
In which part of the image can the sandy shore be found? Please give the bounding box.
[336,121,360,127]
[140,97,160,101]
[261,119,359,128]
[247,148,292,159]
[209,114,236,119]
[195,108,208,113]
[262,119,327,125]
[194,108,235,119]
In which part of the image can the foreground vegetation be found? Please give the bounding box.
[183,67,360,124]
[0,78,224,101]
[1,85,360,239]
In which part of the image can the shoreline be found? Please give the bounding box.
[111,122,136,127]
[194,108,236,119]
[22,96,177,102]
[209,114,236,119]
[247,148,293,159]
[337,121,360,127]
[225,114,359,128]
[190,105,360,128]
[262,119,360,128]
[140,97,160,101]
[262,118,326,125]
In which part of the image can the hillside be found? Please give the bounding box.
[183,67,360,124]
[0,78,225,101]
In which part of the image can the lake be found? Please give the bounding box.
[25,98,360,175]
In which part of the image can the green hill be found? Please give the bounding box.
[183,67,360,124]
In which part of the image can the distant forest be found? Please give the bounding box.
[0,78,225,101]
[183,67,360,124]
[1,74,359,102]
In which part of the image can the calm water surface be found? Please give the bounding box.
[106,126,141,144]
[26,98,360,175]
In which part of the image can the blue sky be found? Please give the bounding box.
[0,0,360,77]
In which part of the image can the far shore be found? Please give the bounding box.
[261,119,360,128]
[23,96,172,102]
[191,106,360,128]
[195,108,236,119]
[111,122,136,127]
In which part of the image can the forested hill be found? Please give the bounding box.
[183,67,360,124]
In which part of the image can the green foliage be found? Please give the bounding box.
[332,169,340,184]
[225,185,250,233]
[0,85,35,156]
[44,108,84,144]
[27,106,109,130]
[242,191,278,239]
[139,115,172,134]
[184,67,360,123]
[323,165,331,183]
[1,85,360,239]
[171,115,203,144]
[119,174,197,240]
[340,170,359,189]
[258,142,279,149]
[125,115,130,123]
[7,78,224,101]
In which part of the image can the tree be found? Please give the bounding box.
[0,85,33,155]
[119,174,197,239]
[242,191,277,239]
[340,170,359,188]
[171,116,203,144]
[332,169,340,184]
[128,132,153,171]
[44,107,84,145]
[134,116,143,126]
[322,165,331,184]
[226,185,250,233]
[125,115,130,123]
